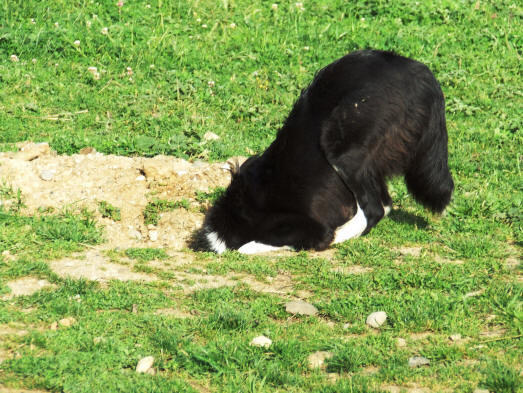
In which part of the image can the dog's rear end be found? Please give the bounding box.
[200,50,453,254]
[318,50,454,232]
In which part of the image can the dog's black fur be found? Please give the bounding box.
[201,49,454,252]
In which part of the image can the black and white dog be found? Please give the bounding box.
[201,50,454,254]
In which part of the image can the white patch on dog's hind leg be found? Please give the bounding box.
[238,241,290,255]
[333,203,368,244]
[383,205,392,216]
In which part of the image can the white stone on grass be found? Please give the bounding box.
[408,356,430,368]
[203,131,220,141]
[136,356,155,373]
[57,317,76,328]
[250,335,272,348]
[366,311,387,328]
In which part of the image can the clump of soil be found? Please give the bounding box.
[0,141,242,250]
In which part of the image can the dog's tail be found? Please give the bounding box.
[405,95,454,213]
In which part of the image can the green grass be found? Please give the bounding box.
[195,187,226,205]
[125,247,169,262]
[0,0,521,392]
[143,198,191,225]
[98,200,121,221]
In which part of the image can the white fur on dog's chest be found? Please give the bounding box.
[332,203,367,244]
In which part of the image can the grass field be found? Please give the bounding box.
[0,0,522,392]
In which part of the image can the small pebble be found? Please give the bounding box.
[135,175,146,181]
[250,335,272,348]
[59,317,76,327]
[149,230,158,241]
[136,356,154,373]
[449,333,462,342]
[285,300,318,316]
[203,131,220,141]
[40,169,56,181]
[366,311,387,328]
[408,356,430,368]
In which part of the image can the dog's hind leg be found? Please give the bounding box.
[381,184,392,216]
[319,120,388,236]
[330,158,386,235]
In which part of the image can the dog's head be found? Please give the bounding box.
[201,156,267,253]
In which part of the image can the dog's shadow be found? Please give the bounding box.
[188,227,209,252]
[387,209,429,229]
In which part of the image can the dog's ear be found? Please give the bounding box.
[229,155,269,210]
[226,158,241,178]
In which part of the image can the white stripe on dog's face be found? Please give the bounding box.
[206,231,227,254]
[238,241,290,255]
[333,203,367,244]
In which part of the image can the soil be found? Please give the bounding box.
[0,141,240,250]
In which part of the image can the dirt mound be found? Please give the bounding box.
[0,142,242,250]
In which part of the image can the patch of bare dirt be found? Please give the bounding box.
[156,267,301,296]
[395,246,423,257]
[409,332,434,341]
[479,327,508,339]
[0,323,30,337]
[331,265,373,275]
[154,308,193,319]
[48,248,307,297]
[0,142,236,250]
[505,256,520,270]
[50,250,155,283]
[2,277,55,299]
[434,255,464,265]
[308,248,338,260]
[382,386,431,393]
[0,388,49,393]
